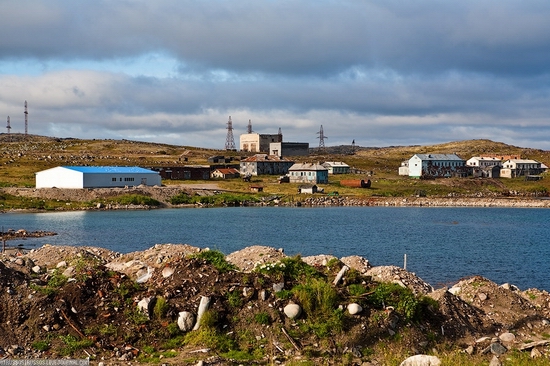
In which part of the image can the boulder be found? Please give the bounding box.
[137,297,152,317]
[400,355,441,366]
[177,311,195,332]
[161,267,174,278]
[499,332,515,343]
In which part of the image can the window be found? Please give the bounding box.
[112,177,116,182]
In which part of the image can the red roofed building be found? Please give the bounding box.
[211,168,240,179]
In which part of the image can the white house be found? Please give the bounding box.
[288,163,329,184]
[36,166,162,188]
[408,154,467,178]
[500,159,543,178]
[322,161,350,174]
[466,157,502,168]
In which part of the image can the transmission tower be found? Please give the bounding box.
[247,119,253,134]
[317,125,327,150]
[24,100,28,136]
[6,116,11,141]
[225,116,236,150]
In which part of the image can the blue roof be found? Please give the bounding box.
[63,166,157,174]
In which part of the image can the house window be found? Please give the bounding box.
[112,178,116,182]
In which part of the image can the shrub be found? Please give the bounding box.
[191,250,236,272]
[153,296,169,320]
[254,312,271,325]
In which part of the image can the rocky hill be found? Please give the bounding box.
[1,244,550,365]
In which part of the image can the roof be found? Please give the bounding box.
[241,154,289,162]
[289,163,328,171]
[322,161,349,167]
[214,168,239,174]
[61,166,158,174]
[412,154,464,161]
[469,156,501,162]
[504,159,540,164]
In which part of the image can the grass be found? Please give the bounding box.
[190,249,236,272]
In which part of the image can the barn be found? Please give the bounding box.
[35,166,162,188]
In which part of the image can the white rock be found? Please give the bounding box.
[499,332,515,342]
[400,355,441,366]
[56,261,67,268]
[137,297,152,317]
[136,267,154,283]
[162,267,174,278]
[448,287,461,295]
[177,311,195,332]
[62,266,75,277]
[347,303,363,315]
[284,303,302,319]
[32,265,42,274]
[489,355,502,366]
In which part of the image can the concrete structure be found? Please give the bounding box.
[408,154,467,178]
[240,154,294,176]
[500,159,543,178]
[240,133,282,153]
[211,168,240,179]
[298,184,319,194]
[36,166,161,188]
[322,161,350,174]
[269,142,309,157]
[288,163,329,184]
[398,160,409,176]
[152,166,211,180]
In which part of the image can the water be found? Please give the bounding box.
[2,206,549,291]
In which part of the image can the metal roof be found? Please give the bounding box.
[62,166,157,174]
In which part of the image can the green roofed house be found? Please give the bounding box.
[35,166,162,188]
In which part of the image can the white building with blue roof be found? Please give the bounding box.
[35,166,162,188]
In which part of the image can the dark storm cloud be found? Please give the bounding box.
[2,1,550,77]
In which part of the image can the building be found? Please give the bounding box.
[211,168,240,179]
[35,166,161,188]
[298,184,319,194]
[398,160,409,176]
[240,154,294,176]
[466,157,502,168]
[322,161,350,174]
[288,163,329,184]
[408,154,467,178]
[240,132,282,153]
[269,142,309,157]
[152,166,211,180]
[500,159,543,178]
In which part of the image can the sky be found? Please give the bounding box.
[1,1,550,150]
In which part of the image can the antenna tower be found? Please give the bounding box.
[225,116,236,150]
[247,119,252,133]
[351,139,356,154]
[24,100,28,136]
[317,125,327,150]
[6,116,11,140]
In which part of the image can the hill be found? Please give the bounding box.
[0,134,549,204]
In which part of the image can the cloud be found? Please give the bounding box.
[0,1,550,150]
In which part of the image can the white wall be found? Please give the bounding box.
[36,167,84,188]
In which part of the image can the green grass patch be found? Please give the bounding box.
[191,249,236,272]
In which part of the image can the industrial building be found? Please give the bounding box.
[35,166,162,188]
[269,142,309,157]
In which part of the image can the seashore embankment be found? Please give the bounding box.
[1,243,550,365]
[2,186,550,211]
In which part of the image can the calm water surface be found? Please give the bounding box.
[2,206,549,291]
